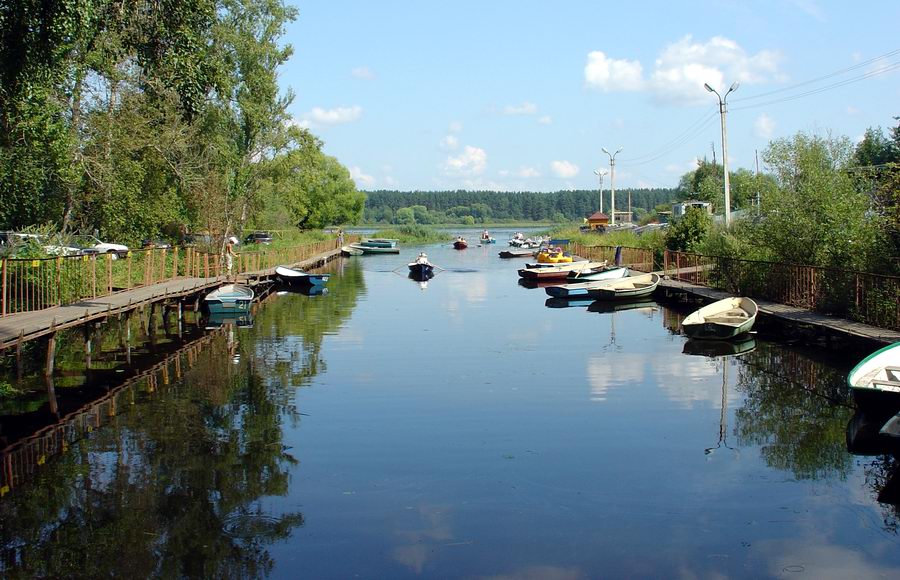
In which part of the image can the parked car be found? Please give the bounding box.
[73,234,129,257]
[244,231,273,245]
[141,239,172,249]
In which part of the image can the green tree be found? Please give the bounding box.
[665,207,711,252]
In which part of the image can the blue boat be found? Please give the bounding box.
[205,284,254,314]
[275,265,330,288]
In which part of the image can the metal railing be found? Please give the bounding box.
[663,250,900,331]
[0,236,353,316]
[570,243,656,273]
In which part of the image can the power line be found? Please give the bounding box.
[618,109,717,164]
[732,61,900,111]
[620,113,719,167]
[731,47,900,104]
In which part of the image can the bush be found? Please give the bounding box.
[665,208,711,252]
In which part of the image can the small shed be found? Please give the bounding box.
[585,211,610,230]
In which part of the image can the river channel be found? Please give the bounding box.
[1,228,899,578]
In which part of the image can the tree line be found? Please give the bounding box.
[0,0,364,246]
[362,188,678,224]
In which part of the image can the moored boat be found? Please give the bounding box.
[341,245,364,256]
[205,284,254,314]
[565,265,629,282]
[347,242,400,254]
[848,342,900,409]
[518,261,607,280]
[499,248,536,259]
[681,297,758,340]
[590,273,660,300]
[544,277,625,299]
[275,265,330,288]
[359,238,399,248]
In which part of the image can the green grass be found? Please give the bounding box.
[370,224,449,244]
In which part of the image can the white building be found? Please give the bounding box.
[671,200,712,218]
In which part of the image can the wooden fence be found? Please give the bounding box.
[664,250,900,331]
[570,243,656,272]
[0,237,349,316]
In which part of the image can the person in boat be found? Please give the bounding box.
[481,230,490,240]
[415,252,429,265]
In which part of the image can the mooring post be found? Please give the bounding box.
[84,325,93,369]
[16,329,24,380]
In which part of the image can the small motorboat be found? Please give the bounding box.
[681,297,758,340]
[589,273,660,300]
[204,284,254,314]
[275,265,330,288]
[453,237,468,250]
[408,253,435,279]
[848,342,900,409]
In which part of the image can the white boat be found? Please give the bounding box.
[518,261,607,280]
[544,276,628,299]
[590,273,660,300]
[681,297,758,340]
[565,265,629,282]
[205,284,254,314]
[848,342,900,408]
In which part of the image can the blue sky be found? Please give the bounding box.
[282,0,900,192]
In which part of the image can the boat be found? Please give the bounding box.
[565,265,629,282]
[341,245,363,256]
[544,277,625,299]
[204,284,254,314]
[518,261,607,280]
[682,337,757,357]
[408,253,435,279]
[535,248,573,263]
[479,231,496,244]
[346,242,400,254]
[589,273,660,300]
[499,248,536,259]
[453,238,468,250]
[358,238,399,248]
[275,265,330,288]
[848,342,900,409]
[681,297,758,340]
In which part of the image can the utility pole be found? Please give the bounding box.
[755,149,761,210]
[705,81,739,226]
[602,147,622,226]
[593,169,608,214]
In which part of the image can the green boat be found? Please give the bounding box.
[204,284,254,314]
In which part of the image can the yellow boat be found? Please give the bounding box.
[536,248,573,263]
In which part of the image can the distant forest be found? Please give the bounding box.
[362,189,680,224]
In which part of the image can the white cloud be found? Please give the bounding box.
[349,166,375,187]
[300,105,363,127]
[448,121,463,133]
[846,106,860,115]
[444,146,487,175]
[754,113,776,138]
[516,166,541,178]
[585,36,784,106]
[351,66,375,80]
[665,158,700,174]
[550,160,580,179]
[440,135,459,150]
[503,101,538,115]
[584,51,644,92]
[538,115,552,125]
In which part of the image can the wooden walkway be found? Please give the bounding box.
[0,247,342,351]
[658,278,900,346]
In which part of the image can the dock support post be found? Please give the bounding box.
[45,333,56,377]
[45,373,59,417]
[16,329,24,380]
[84,325,93,370]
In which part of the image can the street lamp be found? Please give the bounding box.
[601,147,622,226]
[593,168,608,214]
[704,81,740,226]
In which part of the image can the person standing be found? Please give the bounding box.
[225,236,238,277]
[338,229,344,246]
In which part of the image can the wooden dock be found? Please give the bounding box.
[0,247,342,352]
[658,277,900,347]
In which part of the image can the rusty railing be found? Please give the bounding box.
[663,250,900,331]
[570,243,656,273]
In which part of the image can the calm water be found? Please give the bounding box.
[1,228,899,578]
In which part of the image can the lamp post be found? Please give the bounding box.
[593,169,608,214]
[704,81,739,226]
[601,147,622,226]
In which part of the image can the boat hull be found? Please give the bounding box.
[408,263,435,278]
[565,266,628,282]
[204,284,254,314]
[348,243,400,254]
[849,343,900,411]
[682,319,754,339]
[275,266,329,288]
[591,274,660,300]
[681,297,758,339]
[499,249,535,258]
[453,241,468,250]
